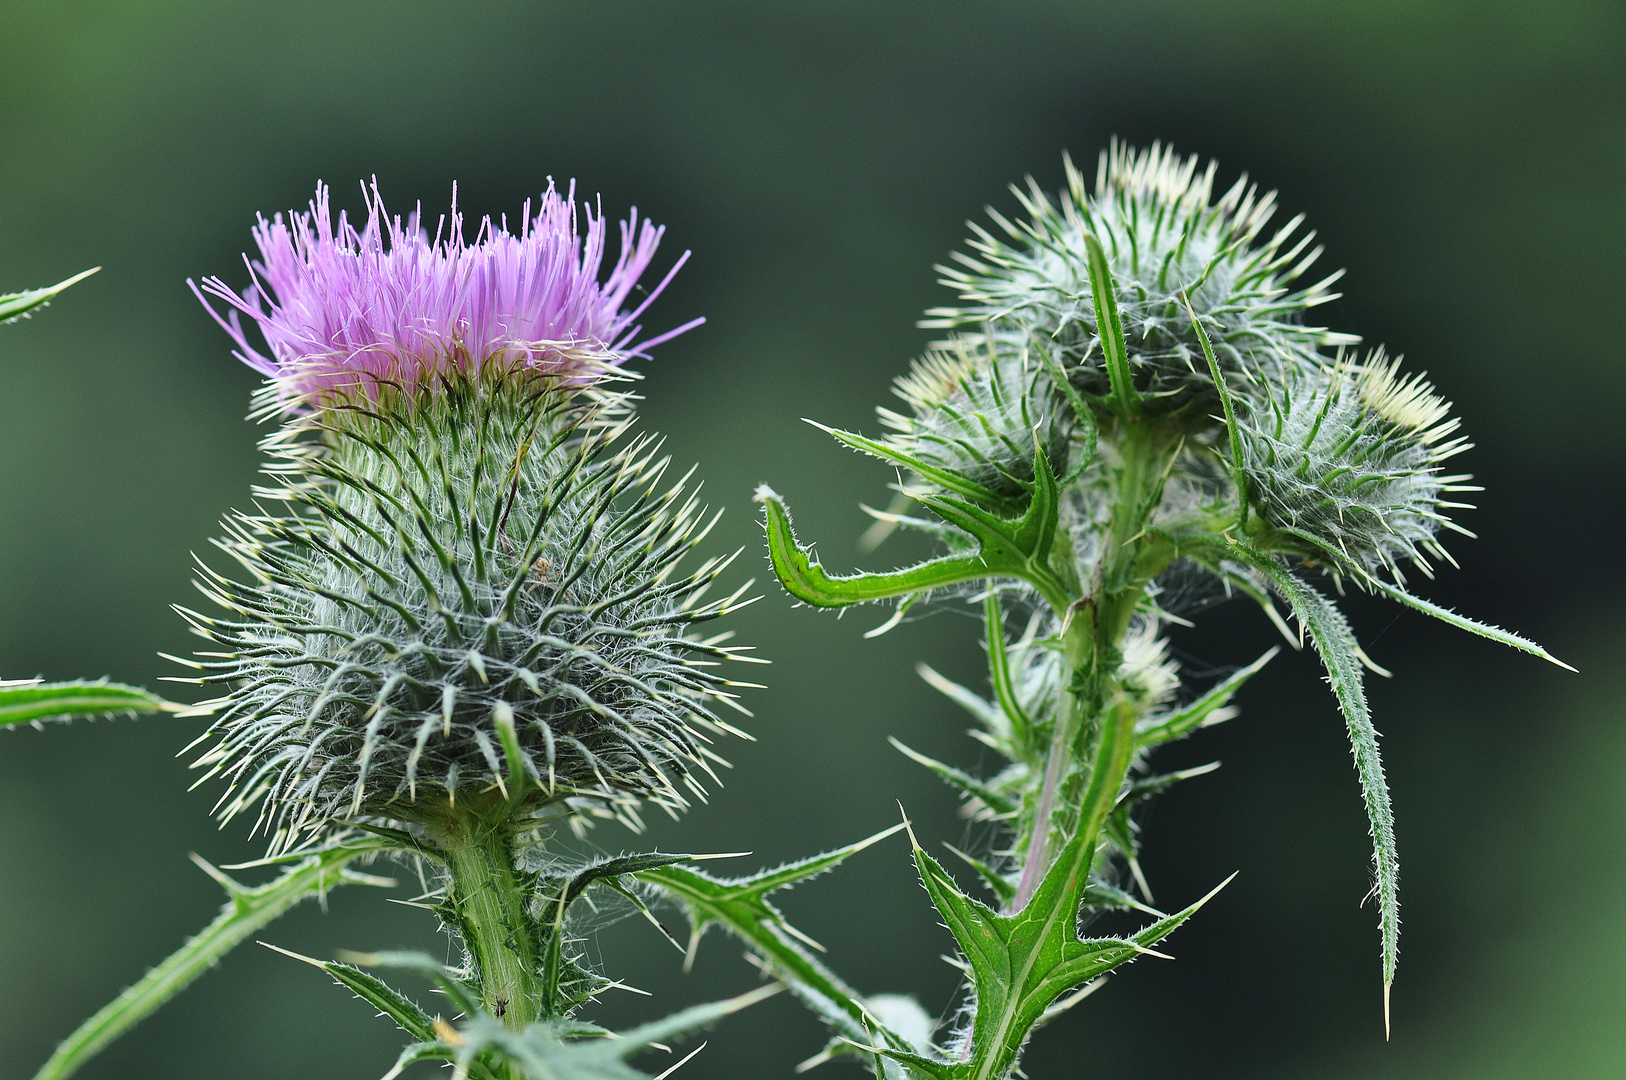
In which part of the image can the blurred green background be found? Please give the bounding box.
[2,2,1621,1077]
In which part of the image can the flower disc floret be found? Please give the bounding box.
[192,181,701,409]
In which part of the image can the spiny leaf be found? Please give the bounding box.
[806,420,1016,512]
[32,839,389,1080]
[1181,289,1248,508]
[539,852,698,1012]
[261,944,513,1080]
[1028,334,1097,478]
[890,704,1154,1080]
[637,825,920,1075]
[381,1041,460,1080]
[757,445,1071,614]
[1368,578,1574,671]
[757,485,1003,607]
[0,680,181,728]
[1123,762,1221,805]
[1134,648,1278,747]
[900,808,1230,1080]
[0,267,98,324]
[332,950,481,1017]
[914,662,1000,731]
[757,439,1069,614]
[944,844,1016,906]
[982,592,1035,749]
[889,738,1015,816]
[1080,882,1163,917]
[447,984,782,1080]
[1230,540,1399,1026]
[553,852,698,911]
[257,944,426,1040]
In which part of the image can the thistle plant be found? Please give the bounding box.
[17,145,1570,1080]
[753,141,1570,1078]
[27,183,779,1080]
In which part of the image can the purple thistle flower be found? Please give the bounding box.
[191,180,701,406]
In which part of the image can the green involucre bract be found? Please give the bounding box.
[180,371,757,850]
[923,141,1355,418]
[1238,352,1475,583]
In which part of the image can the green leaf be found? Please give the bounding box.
[381,1041,459,1080]
[889,738,1015,816]
[32,839,391,1080]
[899,804,1231,1080]
[1101,809,1154,903]
[914,663,1000,731]
[1134,647,1279,747]
[447,984,782,1080]
[538,852,698,1013]
[1029,334,1098,479]
[1229,540,1399,1025]
[757,485,1003,606]
[983,592,1036,749]
[1367,579,1574,672]
[1123,762,1221,804]
[0,679,181,728]
[331,950,482,1017]
[1082,234,1138,418]
[293,948,505,1080]
[886,702,1162,1080]
[0,267,98,325]
[757,445,1071,614]
[258,944,435,1043]
[1080,882,1163,917]
[944,845,1016,907]
[807,420,1017,511]
[637,825,920,1074]
[269,943,528,1080]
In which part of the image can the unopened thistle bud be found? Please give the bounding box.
[924,141,1355,420]
[183,183,754,851]
[876,334,1070,500]
[1238,350,1475,583]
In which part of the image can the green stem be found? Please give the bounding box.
[1011,609,1097,911]
[1010,700,1075,911]
[437,812,544,1031]
[1012,418,1177,913]
[972,700,1136,1080]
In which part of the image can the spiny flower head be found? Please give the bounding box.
[877,334,1070,501]
[923,141,1356,420]
[180,371,760,851]
[191,180,701,409]
[1239,350,1475,584]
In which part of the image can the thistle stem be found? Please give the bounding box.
[1011,705,1073,911]
[437,812,544,1031]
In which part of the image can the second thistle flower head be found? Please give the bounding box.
[191,180,701,409]
[876,334,1071,501]
[924,141,1356,422]
[183,183,754,851]
[1238,350,1475,584]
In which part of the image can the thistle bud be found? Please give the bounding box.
[923,141,1355,421]
[182,183,751,850]
[1238,351,1475,583]
[876,334,1070,500]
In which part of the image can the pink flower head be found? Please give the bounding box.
[191,180,702,406]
